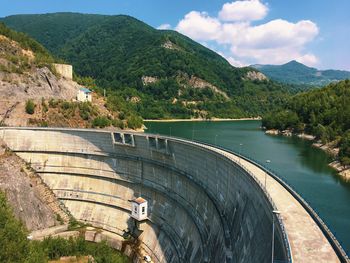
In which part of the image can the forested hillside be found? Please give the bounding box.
[262,80,350,164]
[0,22,143,129]
[252,60,350,86]
[2,13,295,119]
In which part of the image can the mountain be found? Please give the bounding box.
[1,13,294,119]
[252,60,350,86]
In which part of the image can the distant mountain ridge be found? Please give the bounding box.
[252,60,350,86]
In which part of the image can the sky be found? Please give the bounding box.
[1,0,349,70]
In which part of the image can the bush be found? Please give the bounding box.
[92,116,111,128]
[126,115,143,129]
[0,191,129,262]
[25,100,36,114]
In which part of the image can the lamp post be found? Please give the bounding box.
[272,210,281,263]
[238,143,243,163]
[265,159,271,189]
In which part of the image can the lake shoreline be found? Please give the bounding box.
[265,129,350,181]
[144,117,261,122]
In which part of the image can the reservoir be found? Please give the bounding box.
[145,120,350,255]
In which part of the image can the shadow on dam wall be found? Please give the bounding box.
[0,128,289,263]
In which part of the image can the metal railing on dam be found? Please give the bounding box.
[192,139,349,263]
[0,127,348,263]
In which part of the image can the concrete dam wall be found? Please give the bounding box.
[0,127,346,263]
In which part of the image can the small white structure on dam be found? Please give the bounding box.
[131,197,148,221]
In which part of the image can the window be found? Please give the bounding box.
[142,206,145,215]
[124,134,133,145]
[158,138,166,150]
[114,133,123,143]
[148,137,157,148]
[134,206,138,213]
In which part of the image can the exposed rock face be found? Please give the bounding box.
[0,67,80,126]
[0,67,78,101]
[130,96,141,103]
[188,75,229,99]
[0,32,82,127]
[141,76,158,86]
[245,71,268,81]
[0,35,34,59]
[0,144,65,231]
[161,40,180,50]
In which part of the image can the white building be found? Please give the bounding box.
[131,197,148,221]
[77,88,92,102]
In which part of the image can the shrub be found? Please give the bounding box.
[25,100,36,114]
[92,116,111,128]
[126,115,143,129]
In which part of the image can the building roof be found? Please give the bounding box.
[133,197,147,204]
[79,87,92,93]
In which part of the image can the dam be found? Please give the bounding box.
[0,127,348,263]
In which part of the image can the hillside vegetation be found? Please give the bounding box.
[0,22,142,129]
[252,60,350,86]
[2,13,296,119]
[0,191,129,263]
[262,80,350,165]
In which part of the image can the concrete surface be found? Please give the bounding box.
[0,127,346,263]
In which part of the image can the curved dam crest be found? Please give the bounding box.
[0,127,346,263]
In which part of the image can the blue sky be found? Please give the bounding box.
[1,0,349,70]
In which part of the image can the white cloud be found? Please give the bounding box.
[226,56,247,67]
[174,1,319,66]
[157,24,171,30]
[175,11,221,41]
[297,54,319,67]
[219,0,268,22]
[234,19,319,49]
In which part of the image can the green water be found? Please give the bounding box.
[145,120,350,255]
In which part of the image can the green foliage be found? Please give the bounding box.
[0,22,56,68]
[78,102,96,120]
[0,191,129,262]
[0,191,30,263]
[92,116,111,128]
[339,131,350,165]
[262,80,350,164]
[126,115,143,129]
[25,99,36,114]
[2,13,294,119]
[41,98,48,112]
[262,110,300,131]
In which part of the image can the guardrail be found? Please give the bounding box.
[2,127,348,262]
[145,132,349,262]
[174,137,293,263]
[191,139,349,263]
